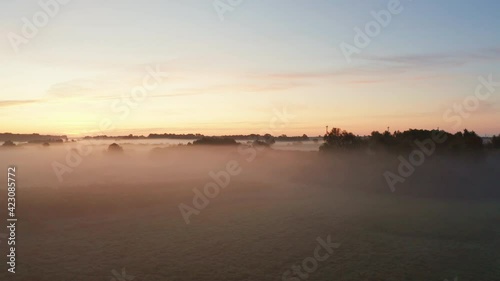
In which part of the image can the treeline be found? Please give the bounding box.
[192,137,238,146]
[320,128,500,153]
[219,134,310,141]
[148,133,203,139]
[83,133,311,141]
[0,133,67,142]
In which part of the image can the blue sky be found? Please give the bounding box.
[0,0,499,136]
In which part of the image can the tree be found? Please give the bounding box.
[492,134,500,149]
[192,137,238,146]
[462,129,483,150]
[320,128,361,151]
[369,130,396,150]
[108,143,124,153]
[263,134,275,145]
[2,140,16,147]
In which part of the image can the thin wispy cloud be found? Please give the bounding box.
[359,47,500,68]
[257,47,500,86]
[47,79,104,98]
[0,99,41,108]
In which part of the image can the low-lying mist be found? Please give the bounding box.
[1,143,500,281]
[1,142,499,199]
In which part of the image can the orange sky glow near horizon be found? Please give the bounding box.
[1,1,499,137]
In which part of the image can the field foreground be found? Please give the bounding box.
[0,145,499,280]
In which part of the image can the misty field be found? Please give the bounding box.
[0,144,499,281]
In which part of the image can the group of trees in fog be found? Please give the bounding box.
[320,128,500,153]
[192,137,239,146]
[190,134,305,147]
[2,140,16,147]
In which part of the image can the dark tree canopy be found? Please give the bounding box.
[320,128,362,151]
[2,140,16,147]
[492,134,500,148]
[320,128,486,154]
[192,137,238,146]
[108,143,124,153]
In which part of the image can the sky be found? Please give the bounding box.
[1,0,499,137]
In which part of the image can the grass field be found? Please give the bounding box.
[0,146,499,280]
